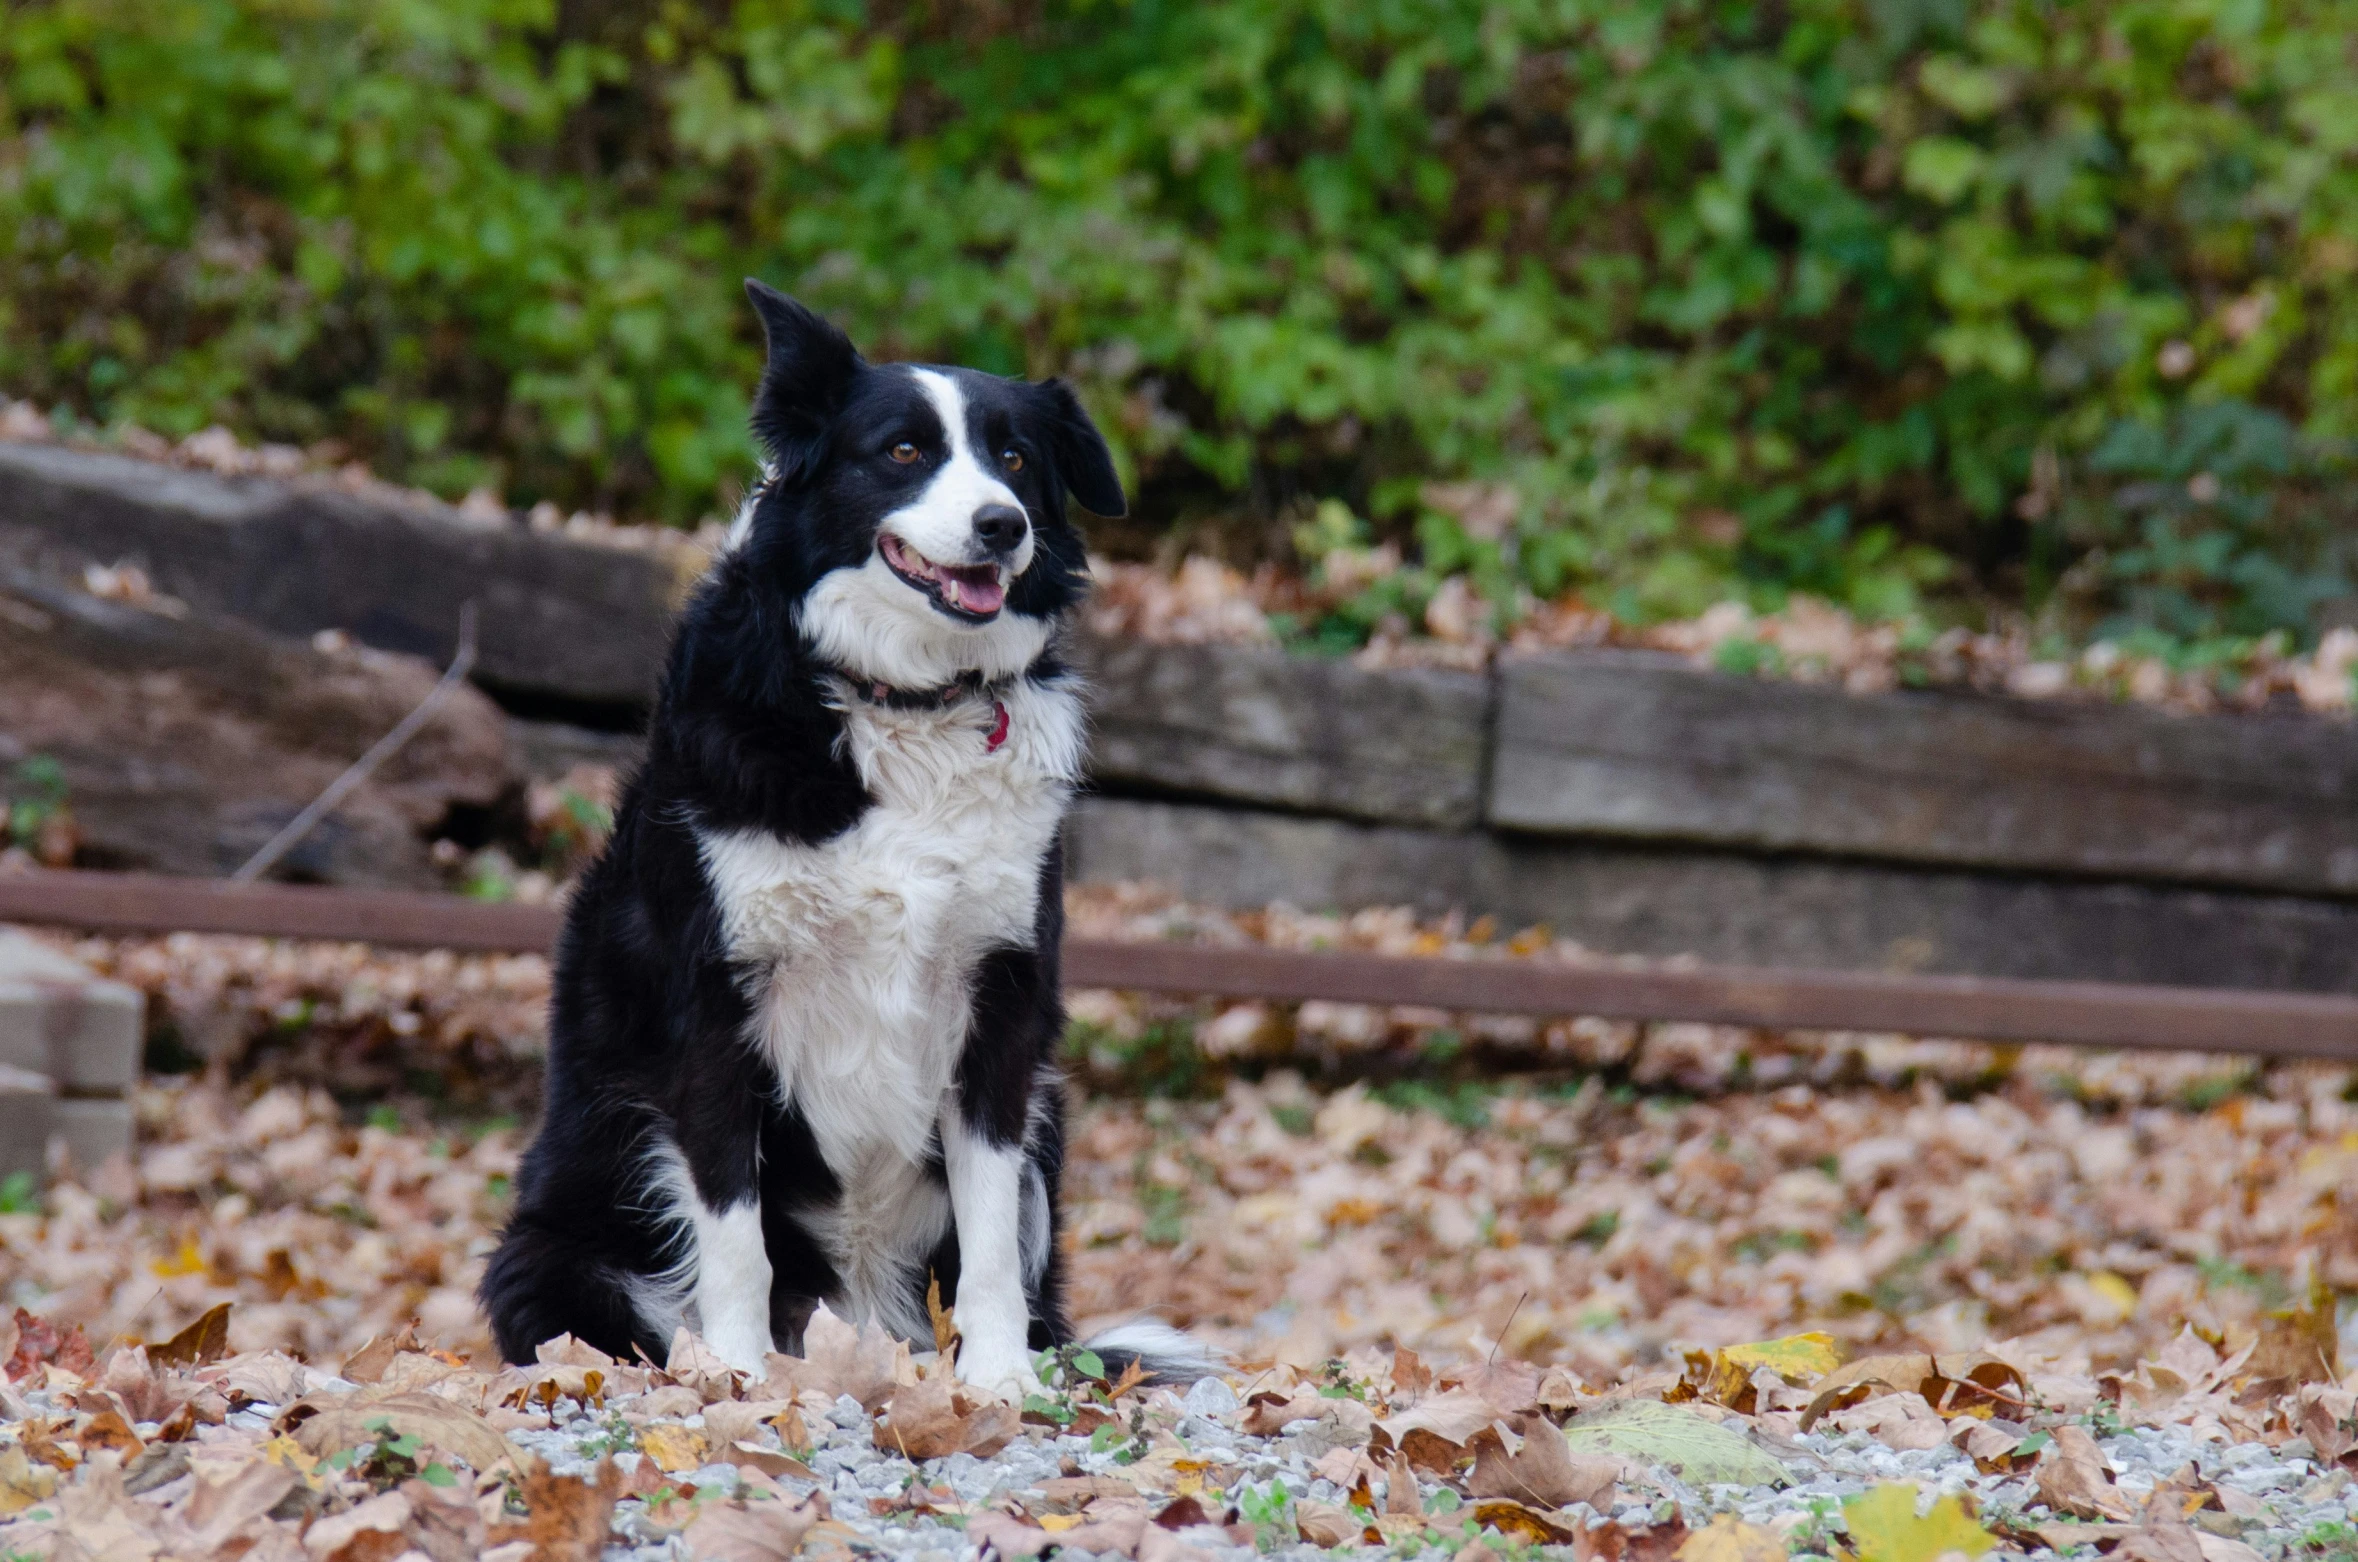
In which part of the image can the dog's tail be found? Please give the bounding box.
[1082,1319,1224,1385]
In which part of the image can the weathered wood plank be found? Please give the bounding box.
[1078,633,1489,828]
[1068,796,2358,994]
[0,569,516,887]
[11,868,2358,1055]
[0,442,695,712]
[1488,650,2358,895]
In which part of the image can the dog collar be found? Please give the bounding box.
[846,670,1015,753]
[849,668,1011,710]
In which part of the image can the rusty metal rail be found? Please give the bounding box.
[4,869,2357,1058]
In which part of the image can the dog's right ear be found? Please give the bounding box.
[745,280,863,483]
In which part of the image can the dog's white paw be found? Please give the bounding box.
[706,1325,776,1377]
[955,1341,1042,1402]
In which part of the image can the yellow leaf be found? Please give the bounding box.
[926,1275,959,1358]
[641,1423,712,1473]
[1723,1332,1841,1383]
[0,1446,57,1516]
[1038,1514,1086,1532]
[260,1434,324,1491]
[2087,1272,2139,1318]
[150,1237,206,1278]
[1677,1513,1788,1562]
[1843,1483,1996,1562]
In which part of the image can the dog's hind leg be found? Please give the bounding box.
[480,1218,665,1366]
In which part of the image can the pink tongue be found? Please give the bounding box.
[942,570,1005,615]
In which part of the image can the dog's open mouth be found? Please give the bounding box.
[879,534,1006,621]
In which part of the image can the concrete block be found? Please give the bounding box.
[0,1081,54,1182]
[0,930,141,1091]
[49,1097,133,1172]
[0,1088,134,1182]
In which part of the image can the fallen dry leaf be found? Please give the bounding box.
[211,1350,310,1407]
[701,1400,792,1446]
[487,1458,623,1562]
[339,1321,422,1384]
[1469,1414,1619,1509]
[398,1473,489,1562]
[1031,1474,1142,1512]
[0,1444,59,1515]
[1239,1390,1326,1437]
[2035,1424,2137,1522]
[1383,1448,1421,1517]
[1954,1420,2039,1474]
[789,1305,910,1411]
[665,1328,744,1400]
[148,1303,234,1370]
[2294,1383,2358,1464]
[1675,1514,1788,1562]
[74,1408,142,1460]
[287,1390,516,1472]
[871,1371,1019,1460]
[640,1422,711,1472]
[1574,1514,1689,1561]
[1842,1482,1995,1562]
[1561,1401,1785,1487]
[181,1458,299,1552]
[1376,1385,1503,1472]
[1472,1498,1580,1545]
[1797,1354,1934,1429]
[2113,1519,2209,1562]
[1924,1351,2030,1419]
[1679,1332,1839,1412]
[1295,1500,1370,1547]
[967,1511,1058,1558]
[9,1307,94,1382]
[2245,1285,2339,1390]
[302,1487,411,1562]
[1456,1357,1543,1416]
[679,1490,830,1561]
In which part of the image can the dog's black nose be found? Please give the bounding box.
[972,504,1029,557]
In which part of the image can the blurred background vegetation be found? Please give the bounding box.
[5,0,2357,655]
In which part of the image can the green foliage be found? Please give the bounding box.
[575,1410,636,1460]
[0,1171,40,1215]
[323,1417,457,1490]
[3,756,69,854]
[7,0,2358,639]
[1237,1480,1297,1551]
[1063,1017,1208,1098]
[1372,1078,1495,1130]
[2295,1519,2358,1558]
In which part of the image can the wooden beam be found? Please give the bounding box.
[5,870,2357,1058]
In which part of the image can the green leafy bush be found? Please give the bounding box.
[4,0,2355,643]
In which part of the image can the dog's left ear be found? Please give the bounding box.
[745,279,863,483]
[1031,379,1127,518]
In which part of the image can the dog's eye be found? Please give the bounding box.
[888,442,921,465]
[1001,448,1024,474]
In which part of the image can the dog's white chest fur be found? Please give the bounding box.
[694,676,1081,1318]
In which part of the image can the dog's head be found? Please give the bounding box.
[734,280,1125,690]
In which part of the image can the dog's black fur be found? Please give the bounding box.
[481,283,1127,1370]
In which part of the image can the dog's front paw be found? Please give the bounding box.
[705,1324,776,1377]
[954,1340,1043,1403]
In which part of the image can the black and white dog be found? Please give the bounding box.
[481,282,1200,1394]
